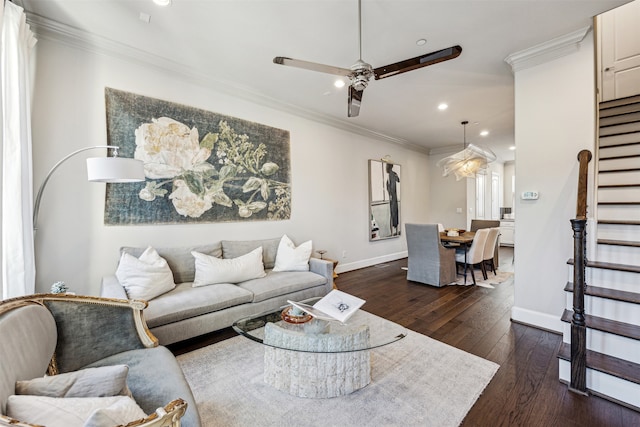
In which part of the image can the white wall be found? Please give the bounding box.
[427,152,467,229]
[503,161,515,210]
[30,39,431,296]
[511,33,597,332]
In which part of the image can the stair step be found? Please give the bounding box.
[565,282,640,304]
[599,168,640,174]
[599,111,640,127]
[598,239,640,247]
[598,219,640,226]
[567,258,640,274]
[598,184,640,189]
[600,94,640,110]
[557,342,640,385]
[599,102,640,118]
[599,154,640,161]
[599,136,640,148]
[561,309,640,340]
[597,201,640,205]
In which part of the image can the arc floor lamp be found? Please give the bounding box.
[33,145,145,231]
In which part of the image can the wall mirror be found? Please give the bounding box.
[369,159,401,241]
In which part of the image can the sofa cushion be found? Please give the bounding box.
[116,247,176,301]
[221,237,280,269]
[144,282,254,328]
[16,365,130,398]
[6,395,146,427]
[272,234,312,272]
[121,243,222,284]
[239,270,327,303]
[192,247,266,287]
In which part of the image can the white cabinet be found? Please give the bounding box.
[500,221,514,246]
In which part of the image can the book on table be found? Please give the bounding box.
[288,289,365,323]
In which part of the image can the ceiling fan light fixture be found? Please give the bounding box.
[271,0,462,118]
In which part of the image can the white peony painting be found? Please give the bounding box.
[104,88,291,225]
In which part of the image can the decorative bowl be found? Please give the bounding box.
[281,306,313,324]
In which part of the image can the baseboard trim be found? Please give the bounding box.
[335,252,407,274]
[511,306,563,333]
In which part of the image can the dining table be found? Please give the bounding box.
[440,231,476,284]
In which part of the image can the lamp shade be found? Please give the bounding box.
[86,157,145,182]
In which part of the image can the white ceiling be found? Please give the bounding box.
[19,0,631,162]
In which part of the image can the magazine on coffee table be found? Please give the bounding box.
[288,290,365,323]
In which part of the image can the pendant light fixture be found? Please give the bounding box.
[437,121,497,181]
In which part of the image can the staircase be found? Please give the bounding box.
[559,95,640,410]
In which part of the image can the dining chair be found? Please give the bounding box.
[455,228,490,285]
[470,219,501,266]
[482,227,501,277]
[405,223,457,287]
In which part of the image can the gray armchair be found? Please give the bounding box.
[406,223,457,287]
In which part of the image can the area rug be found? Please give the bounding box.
[177,314,499,427]
[450,269,513,288]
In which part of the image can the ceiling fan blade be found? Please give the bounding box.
[373,45,462,80]
[273,57,353,77]
[348,85,364,118]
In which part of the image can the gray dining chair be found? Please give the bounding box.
[455,228,490,285]
[405,223,457,287]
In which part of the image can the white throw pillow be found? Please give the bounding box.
[192,246,266,287]
[16,365,130,398]
[83,396,148,427]
[6,395,146,427]
[272,235,312,272]
[116,246,175,300]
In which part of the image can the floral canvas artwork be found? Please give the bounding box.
[104,88,291,225]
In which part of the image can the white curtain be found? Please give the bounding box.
[1,1,37,299]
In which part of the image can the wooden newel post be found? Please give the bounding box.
[576,150,592,220]
[569,149,591,395]
[569,220,588,395]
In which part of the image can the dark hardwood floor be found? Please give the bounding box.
[169,248,640,426]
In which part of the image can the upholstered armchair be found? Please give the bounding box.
[405,223,457,287]
[0,294,197,427]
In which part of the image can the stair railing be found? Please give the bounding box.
[569,149,592,395]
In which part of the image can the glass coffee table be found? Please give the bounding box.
[233,298,407,398]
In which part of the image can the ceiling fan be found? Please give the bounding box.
[273,0,462,118]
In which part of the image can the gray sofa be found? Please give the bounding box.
[101,237,334,345]
[0,294,198,427]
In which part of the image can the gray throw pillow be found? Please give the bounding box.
[16,365,131,398]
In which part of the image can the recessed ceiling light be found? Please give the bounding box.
[509,146,516,150]
[416,39,427,46]
[437,103,448,111]
[153,0,171,6]
[480,130,489,137]
[334,79,345,88]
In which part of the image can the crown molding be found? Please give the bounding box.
[504,26,591,73]
[26,13,429,155]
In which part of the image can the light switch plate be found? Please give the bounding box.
[521,191,539,200]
